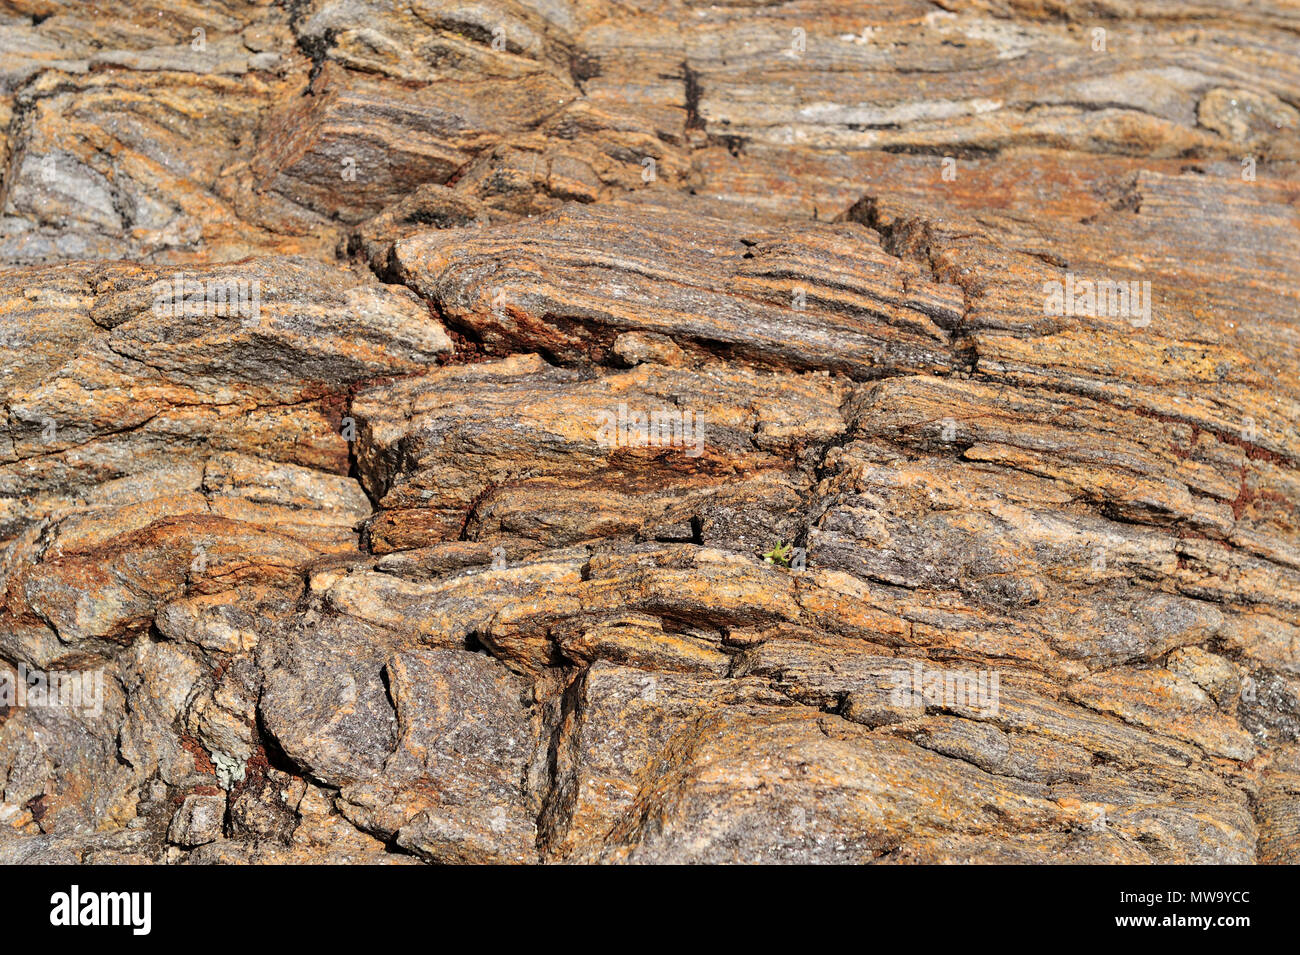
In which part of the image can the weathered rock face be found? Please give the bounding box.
[0,0,1297,865]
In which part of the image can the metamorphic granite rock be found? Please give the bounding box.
[0,0,1298,864]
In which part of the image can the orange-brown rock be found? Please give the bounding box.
[0,0,1297,866]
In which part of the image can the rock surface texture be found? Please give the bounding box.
[0,0,1297,865]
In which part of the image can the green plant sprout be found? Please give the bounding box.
[762,541,794,567]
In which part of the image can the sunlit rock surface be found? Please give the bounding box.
[0,0,1297,864]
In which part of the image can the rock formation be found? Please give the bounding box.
[0,0,1297,864]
